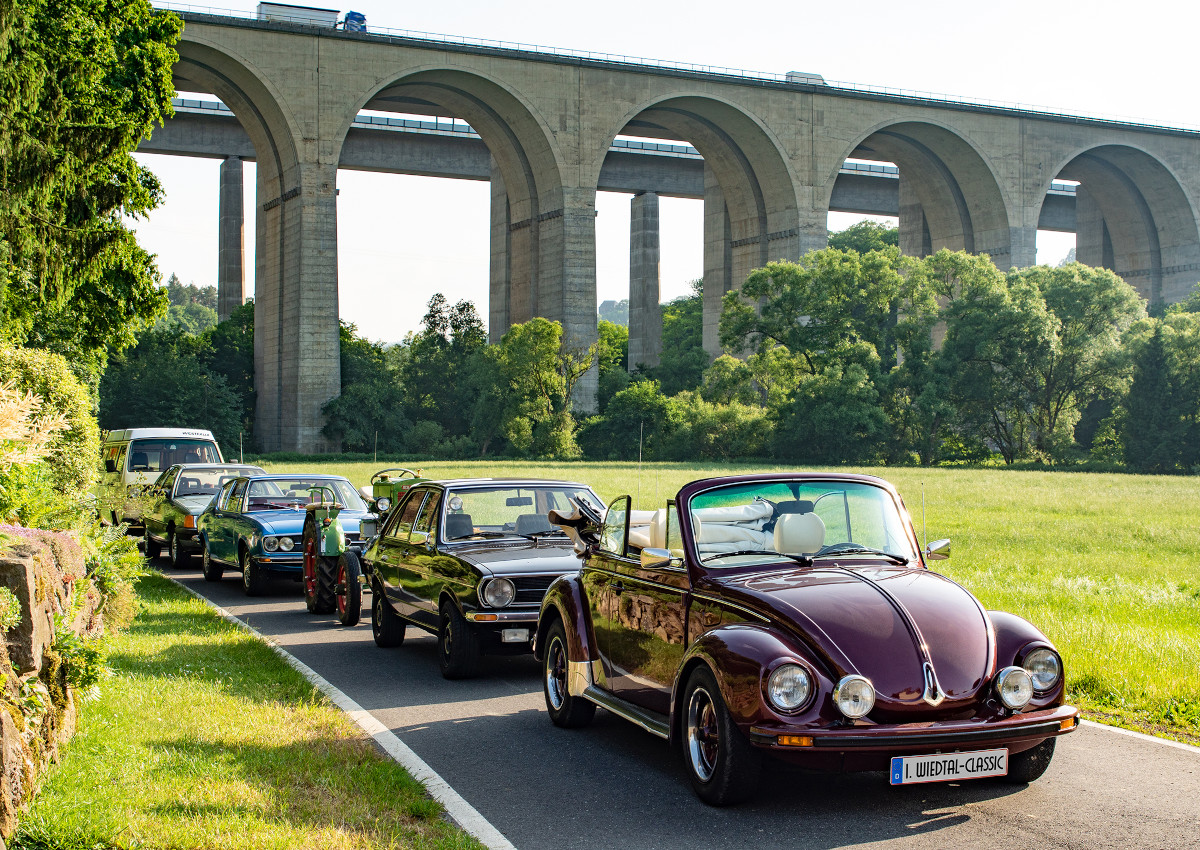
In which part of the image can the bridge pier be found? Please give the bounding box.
[217,155,245,320]
[628,192,661,371]
[489,158,510,344]
[702,165,733,360]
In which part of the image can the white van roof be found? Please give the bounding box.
[104,428,218,442]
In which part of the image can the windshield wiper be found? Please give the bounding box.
[812,543,909,565]
[701,549,813,567]
[520,529,567,540]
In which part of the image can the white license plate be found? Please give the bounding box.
[890,748,1008,785]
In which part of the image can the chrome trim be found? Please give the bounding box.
[464,610,538,623]
[640,547,672,569]
[922,661,947,707]
[582,685,669,739]
[567,659,592,697]
[689,593,770,623]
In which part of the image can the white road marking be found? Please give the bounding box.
[167,578,518,850]
[1081,719,1200,754]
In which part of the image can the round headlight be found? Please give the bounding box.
[278,536,295,552]
[263,536,279,552]
[481,578,516,608]
[1023,648,1061,691]
[995,666,1033,709]
[376,497,391,513]
[767,664,812,712]
[833,674,875,719]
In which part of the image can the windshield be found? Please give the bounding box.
[443,485,597,540]
[687,479,918,568]
[245,478,367,512]
[128,439,221,473]
[173,467,265,498]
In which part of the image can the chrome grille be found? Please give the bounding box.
[512,575,558,605]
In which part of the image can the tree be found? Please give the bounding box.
[579,379,676,461]
[398,294,487,442]
[1120,313,1200,472]
[202,300,255,438]
[828,221,899,253]
[652,281,708,395]
[1,1,181,375]
[595,319,629,412]
[99,331,244,451]
[490,318,593,458]
[321,322,410,454]
[153,274,218,333]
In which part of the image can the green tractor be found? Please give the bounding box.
[301,486,350,619]
[367,467,428,516]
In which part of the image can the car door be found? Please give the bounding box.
[398,489,444,630]
[210,478,248,563]
[594,500,690,716]
[145,467,179,542]
[373,489,427,617]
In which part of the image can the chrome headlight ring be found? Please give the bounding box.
[995,666,1034,710]
[833,674,875,719]
[481,577,516,608]
[263,536,279,552]
[765,663,814,714]
[1021,647,1062,692]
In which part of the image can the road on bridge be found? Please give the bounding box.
[168,567,1198,850]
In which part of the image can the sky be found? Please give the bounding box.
[132,0,1198,343]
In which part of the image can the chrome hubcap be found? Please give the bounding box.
[687,686,719,781]
[546,637,567,710]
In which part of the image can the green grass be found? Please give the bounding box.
[260,459,1200,745]
[15,573,483,850]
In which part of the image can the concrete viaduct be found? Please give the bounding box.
[156,10,1200,453]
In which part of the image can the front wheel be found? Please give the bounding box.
[438,600,481,680]
[336,550,362,627]
[543,620,595,728]
[201,541,223,582]
[682,666,761,806]
[1003,737,1056,783]
[169,529,191,568]
[370,579,406,647]
[241,547,267,596]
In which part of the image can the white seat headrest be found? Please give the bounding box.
[649,508,668,549]
[773,512,824,556]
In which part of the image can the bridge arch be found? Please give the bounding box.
[594,93,800,359]
[827,118,1013,264]
[1043,144,1200,306]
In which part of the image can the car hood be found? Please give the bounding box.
[175,495,217,514]
[252,510,367,536]
[448,540,582,577]
[714,565,992,711]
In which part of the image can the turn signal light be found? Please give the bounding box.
[1060,717,1077,731]
[474,614,498,622]
[777,735,813,747]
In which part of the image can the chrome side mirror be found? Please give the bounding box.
[925,538,951,560]
[640,547,672,569]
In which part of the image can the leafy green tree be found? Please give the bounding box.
[1120,313,1200,472]
[99,331,244,451]
[652,280,708,395]
[1,0,181,374]
[828,220,899,253]
[579,379,676,461]
[664,392,771,461]
[321,321,410,453]
[398,294,487,440]
[153,274,218,333]
[490,318,592,458]
[202,300,255,438]
[596,319,629,412]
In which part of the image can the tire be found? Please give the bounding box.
[302,516,336,615]
[241,547,267,596]
[682,666,761,806]
[370,579,406,647]
[169,528,191,568]
[1003,737,1056,783]
[438,599,482,680]
[336,550,362,627]
[144,532,162,560]
[201,540,223,582]
[543,619,595,728]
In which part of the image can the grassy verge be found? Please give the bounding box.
[262,459,1200,747]
[15,573,483,850]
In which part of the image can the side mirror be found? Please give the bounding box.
[640,547,672,569]
[359,518,378,540]
[925,538,951,561]
[104,459,117,473]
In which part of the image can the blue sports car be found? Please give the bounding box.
[197,473,371,595]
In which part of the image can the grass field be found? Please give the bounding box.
[16,574,482,850]
[256,459,1200,745]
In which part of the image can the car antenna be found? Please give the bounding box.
[637,419,644,509]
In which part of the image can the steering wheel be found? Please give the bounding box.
[371,467,421,485]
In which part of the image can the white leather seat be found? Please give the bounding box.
[649,508,668,549]
[773,512,825,556]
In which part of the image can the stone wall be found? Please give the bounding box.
[0,526,104,843]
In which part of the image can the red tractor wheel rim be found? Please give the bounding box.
[336,561,347,614]
[303,536,317,596]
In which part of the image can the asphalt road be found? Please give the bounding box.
[168,566,1199,850]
